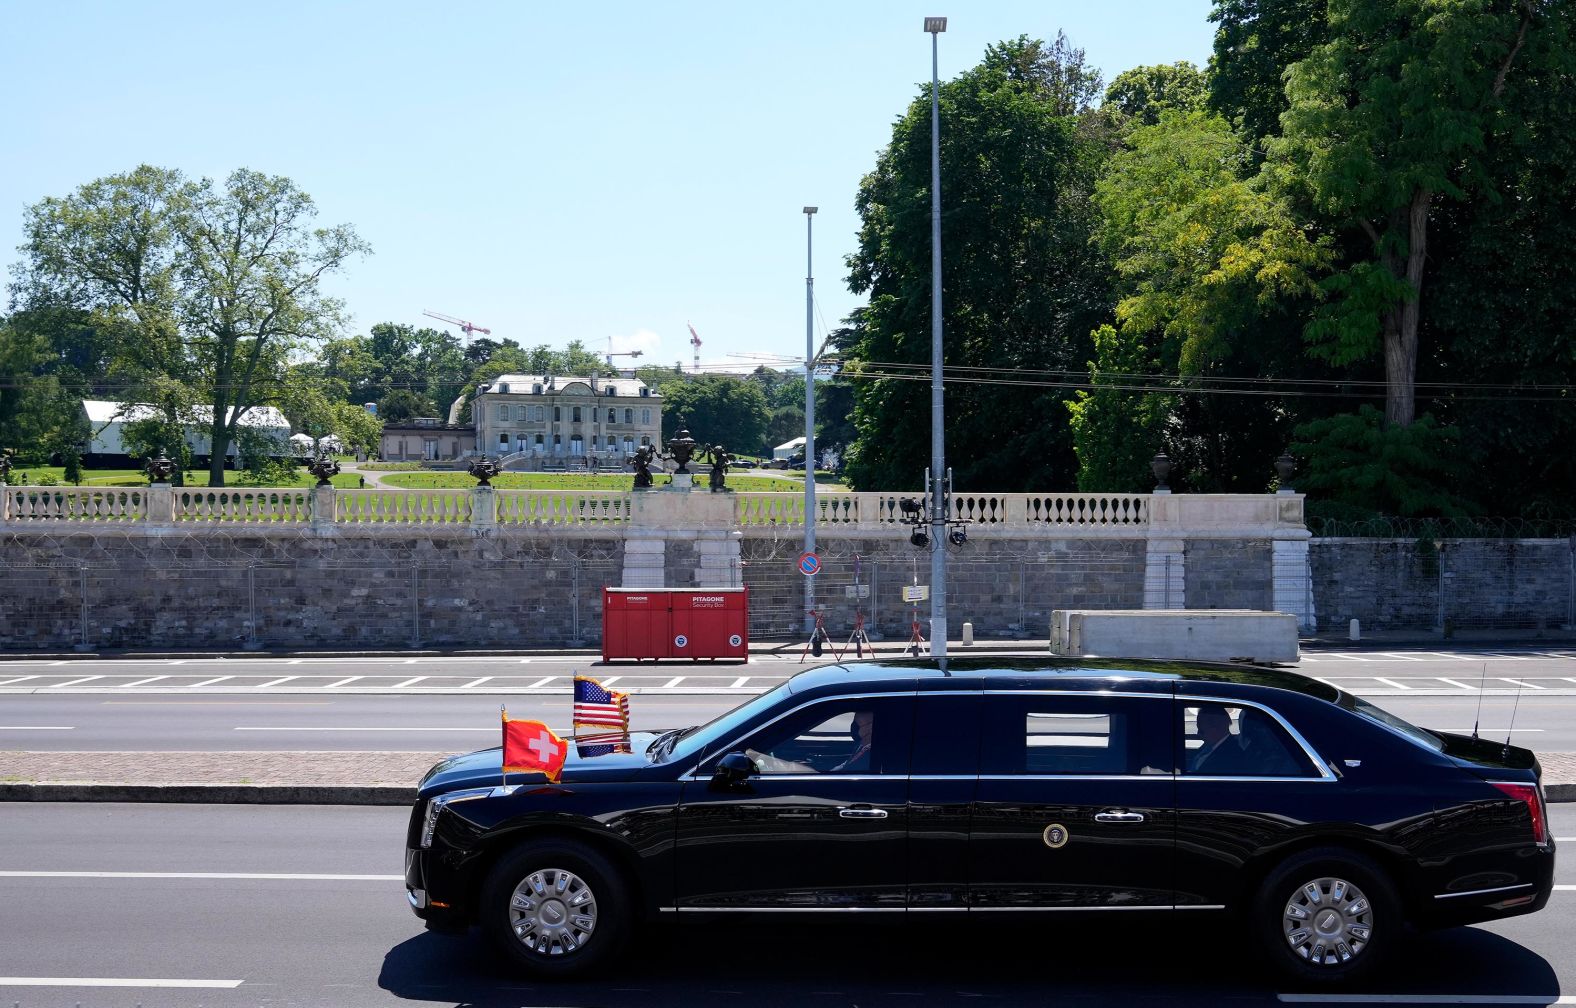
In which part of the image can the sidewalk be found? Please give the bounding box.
[3,750,1572,805]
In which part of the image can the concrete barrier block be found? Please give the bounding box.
[1050,609,1299,663]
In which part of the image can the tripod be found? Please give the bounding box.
[906,603,927,657]
[842,608,873,659]
[799,608,833,663]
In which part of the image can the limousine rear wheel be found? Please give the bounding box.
[1255,847,1400,986]
[480,839,631,978]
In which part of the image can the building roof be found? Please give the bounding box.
[82,400,290,430]
[476,375,658,398]
[774,436,807,452]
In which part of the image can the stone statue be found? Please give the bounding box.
[631,444,655,489]
[706,445,734,491]
[666,429,698,474]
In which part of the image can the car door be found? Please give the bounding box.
[906,689,982,912]
[675,694,913,910]
[968,690,1175,909]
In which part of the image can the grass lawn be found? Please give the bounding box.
[9,466,363,490]
[378,471,834,492]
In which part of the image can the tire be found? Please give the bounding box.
[479,839,631,979]
[1254,846,1402,987]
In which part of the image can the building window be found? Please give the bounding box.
[534,406,544,422]
[553,434,562,455]
[534,434,543,446]
[570,436,584,456]
[624,408,633,425]
[623,437,634,455]
[498,433,508,448]
[424,439,438,460]
[498,405,509,422]
[591,408,598,423]
[533,384,543,394]
[572,406,582,423]
[606,387,616,397]
[554,406,561,422]
[642,408,651,425]
[641,436,651,447]
[590,435,599,450]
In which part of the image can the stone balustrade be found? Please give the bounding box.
[0,484,1303,539]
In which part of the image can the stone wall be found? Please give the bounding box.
[1310,538,1576,631]
[1185,540,1274,612]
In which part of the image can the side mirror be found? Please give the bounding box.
[711,751,757,790]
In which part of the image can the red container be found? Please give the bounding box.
[602,588,749,661]
[602,590,672,661]
[669,589,749,660]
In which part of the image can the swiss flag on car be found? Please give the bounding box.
[501,709,568,782]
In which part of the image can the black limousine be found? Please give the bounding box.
[405,658,1554,984]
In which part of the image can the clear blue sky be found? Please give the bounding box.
[3,0,1216,371]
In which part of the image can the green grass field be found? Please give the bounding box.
[377,471,835,492]
[10,466,364,490]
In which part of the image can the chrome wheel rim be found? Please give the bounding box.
[1282,875,1372,966]
[508,867,598,956]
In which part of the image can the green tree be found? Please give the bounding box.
[377,388,432,422]
[658,375,768,455]
[17,165,368,486]
[843,36,1115,491]
[1269,0,1542,428]
[1206,0,1326,145]
[1103,62,1207,127]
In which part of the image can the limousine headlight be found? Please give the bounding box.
[420,788,497,848]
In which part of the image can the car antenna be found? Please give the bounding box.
[1471,662,1488,740]
[1503,680,1524,758]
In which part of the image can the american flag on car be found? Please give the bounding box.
[573,675,630,731]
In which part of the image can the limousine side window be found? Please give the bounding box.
[1178,702,1319,778]
[717,697,911,777]
[979,695,1169,776]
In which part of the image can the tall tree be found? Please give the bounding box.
[1103,62,1207,128]
[1207,0,1327,145]
[842,36,1114,491]
[657,375,768,455]
[16,165,367,485]
[1270,0,1541,428]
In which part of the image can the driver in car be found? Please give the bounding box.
[829,710,873,773]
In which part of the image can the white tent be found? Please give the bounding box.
[82,400,292,459]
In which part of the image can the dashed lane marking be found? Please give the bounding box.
[527,676,557,688]
[1500,678,1547,689]
[393,676,427,688]
[324,676,362,688]
[1436,678,1475,690]
[663,676,686,688]
[186,676,233,687]
[0,977,243,989]
[0,870,401,880]
[462,676,493,688]
[118,676,168,687]
[52,675,104,688]
[0,676,39,687]
[731,676,751,688]
[1373,678,1412,690]
[255,676,299,688]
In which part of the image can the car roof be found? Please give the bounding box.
[787,655,1340,704]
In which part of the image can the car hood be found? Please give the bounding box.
[418,732,663,797]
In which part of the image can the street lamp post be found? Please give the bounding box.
[803,206,818,635]
[924,16,948,656]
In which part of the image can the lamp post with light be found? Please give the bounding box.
[924,15,948,656]
[803,205,818,634]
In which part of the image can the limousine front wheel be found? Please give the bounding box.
[1255,847,1400,986]
[480,840,631,978]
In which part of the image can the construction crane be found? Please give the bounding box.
[602,336,644,373]
[687,322,703,374]
[423,310,492,341]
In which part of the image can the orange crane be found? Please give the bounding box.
[423,310,492,340]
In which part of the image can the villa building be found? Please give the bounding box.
[471,374,661,468]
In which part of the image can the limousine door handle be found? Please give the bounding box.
[838,806,889,819]
[1093,809,1146,824]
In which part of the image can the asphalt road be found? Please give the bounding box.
[0,803,1571,1007]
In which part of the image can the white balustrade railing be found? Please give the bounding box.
[496,490,633,524]
[2,486,148,522]
[335,488,473,524]
[174,488,312,523]
[735,492,1150,528]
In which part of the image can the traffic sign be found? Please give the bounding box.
[902,585,930,603]
[798,552,820,576]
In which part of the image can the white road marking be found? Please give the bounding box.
[393,676,427,688]
[404,658,418,664]
[1499,678,1546,689]
[528,676,557,688]
[186,676,233,687]
[324,676,363,688]
[1557,885,1576,891]
[119,676,168,687]
[50,675,104,688]
[1374,678,1412,690]
[517,657,533,663]
[462,676,493,688]
[234,726,495,732]
[1436,678,1476,690]
[256,676,298,688]
[287,659,303,664]
[0,977,243,989]
[1555,837,1575,842]
[0,726,73,730]
[600,676,623,686]
[1378,653,1423,661]
[0,676,39,687]
[0,870,402,880]
[663,676,685,688]
[1279,996,1576,1004]
[731,676,751,688]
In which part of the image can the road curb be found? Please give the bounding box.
[0,783,415,805]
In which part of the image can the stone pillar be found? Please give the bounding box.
[470,486,496,532]
[1272,538,1314,629]
[311,484,336,533]
[622,528,666,589]
[1143,491,1184,609]
[695,528,743,588]
[147,481,175,526]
